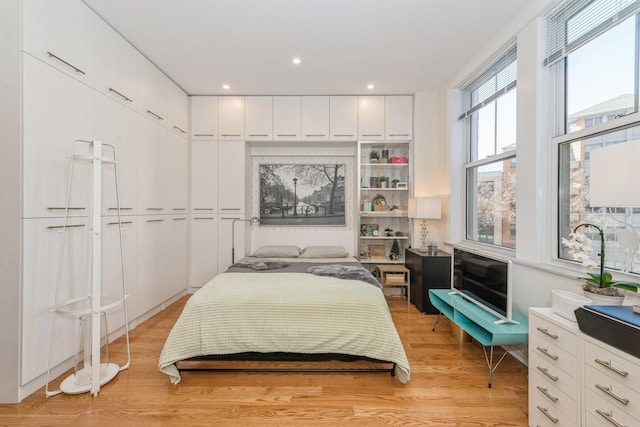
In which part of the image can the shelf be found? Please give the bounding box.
[360,188,408,191]
[360,163,408,167]
[360,258,405,264]
[360,211,407,217]
[54,294,126,318]
[360,236,409,240]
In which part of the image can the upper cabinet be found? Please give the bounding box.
[190,96,218,140]
[245,96,273,141]
[330,96,358,141]
[273,96,301,141]
[137,56,167,124]
[301,96,329,141]
[166,81,189,137]
[385,96,413,140]
[23,0,94,86]
[218,96,245,140]
[93,17,138,109]
[358,96,385,140]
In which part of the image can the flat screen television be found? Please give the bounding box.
[451,245,516,324]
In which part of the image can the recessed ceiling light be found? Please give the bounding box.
[222,84,230,90]
[292,57,301,65]
[367,84,375,90]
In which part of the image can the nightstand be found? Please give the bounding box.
[404,248,451,313]
[375,264,410,305]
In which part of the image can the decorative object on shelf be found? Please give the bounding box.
[369,244,386,260]
[231,217,260,263]
[396,182,407,189]
[372,193,390,211]
[561,223,639,303]
[384,227,394,237]
[425,232,441,256]
[362,199,372,212]
[369,150,380,163]
[390,239,400,260]
[408,197,442,253]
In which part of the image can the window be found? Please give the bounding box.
[459,45,517,248]
[548,0,640,275]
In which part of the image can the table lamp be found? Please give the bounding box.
[408,197,442,253]
[231,216,260,263]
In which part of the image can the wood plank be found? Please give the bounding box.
[0,296,529,426]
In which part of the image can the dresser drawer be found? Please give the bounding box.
[530,312,578,356]
[585,387,640,427]
[530,396,577,427]
[530,369,578,425]
[586,363,640,421]
[530,352,578,398]
[585,339,640,388]
[530,337,578,380]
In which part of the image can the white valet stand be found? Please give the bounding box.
[46,140,131,397]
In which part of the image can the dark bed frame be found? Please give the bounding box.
[176,352,396,376]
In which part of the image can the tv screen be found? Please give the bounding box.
[451,246,514,324]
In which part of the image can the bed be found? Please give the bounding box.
[159,245,410,384]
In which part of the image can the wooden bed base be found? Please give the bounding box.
[176,352,396,376]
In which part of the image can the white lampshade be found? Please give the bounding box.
[408,197,442,219]
[590,140,640,207]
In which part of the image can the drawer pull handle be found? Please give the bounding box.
[536,327,559,339]
[536,406,559,424]
[596,409,628,427]
[46,51,85,75]
[173,125,187,134]
[146,110,164,121]
[595,358,629,377]
[108,221,133,225]
[536,385,559,402]
[536,346,558,360]
[536,366,559,382]
[108,87,133,102]
[47,224,85,230]
[595,384,630,405]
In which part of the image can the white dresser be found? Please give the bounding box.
[530,308,640,427]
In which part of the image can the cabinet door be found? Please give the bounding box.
[190,96,218,140]
[165,215,188,299]
[166,81,189,137]
[23,55,93,218]
[191,140,218,213]
[22,217,90,384]
[23,0,94,85]
[217,141,245,213]
[166,132,189,212]
[137,56,167,124]
[330,96,358,141]
[358,96,385,140]
[245,96,273,141]
[102,216,137,328]
[95,92,138,216]
[301,96,329,141]
[273,96,301,140]
[137,216,168,313]
[385,96,413,140]
[190,214,218,290]
[138,118,168,213]
[218,214,244,272]
[93,17,138,108]
[218,96,244,140]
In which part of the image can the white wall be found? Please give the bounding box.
[0,0,22,403]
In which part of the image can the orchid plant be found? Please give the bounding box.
[562,223,639,295]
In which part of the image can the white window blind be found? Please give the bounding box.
[458,45,517,121]
[545,0,640,66]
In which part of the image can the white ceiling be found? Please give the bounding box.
[83,0,532,96]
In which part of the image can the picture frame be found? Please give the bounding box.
[396,182,408,189]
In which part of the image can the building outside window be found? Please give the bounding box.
[459,45,517,249]
[547,0,640,274]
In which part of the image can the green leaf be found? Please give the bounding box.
[613,281,640,292]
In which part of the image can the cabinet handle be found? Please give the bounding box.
[108,87,133,102]
[536,327,559,339]
[193,133,215,137]
[108,207,133,210]
[388,133,410,137]
[220,208,241,211]
[173,217,187,221]
[595,358,629,377]
[536,346,558,360]
[248,134,269,137]
[362,134,382,137]
[276,134,298,137]
[108,221,133,225]
[46,51,85,75]
[536,406,559,424]
[193,217,214,220]
[146,219,164,223]
[173,125,187,134]
[596,409,628,427]
[220,134,240,137]
[333,134,354,137]
[173,208,187,211]
[536,385,559,402]
[47,207,85,210]
[146,110,164,121]
[146,208,165,211]
[595,384,630,405]
[305,134,326,137]
[193,208,214,211]
[536,366,559,382]
[47,224,85,229]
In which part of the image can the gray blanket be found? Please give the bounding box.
[306,264,382,289]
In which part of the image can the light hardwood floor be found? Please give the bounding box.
[0,295,529,426]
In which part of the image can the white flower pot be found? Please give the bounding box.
[583,290,625,305]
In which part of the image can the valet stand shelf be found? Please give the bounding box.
[428,289,528,387]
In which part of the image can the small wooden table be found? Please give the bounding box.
[375,264,410,305]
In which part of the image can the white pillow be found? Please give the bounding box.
[253,245,300,258]
[299,245,349,258]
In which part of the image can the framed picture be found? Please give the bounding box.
[258,163,346,226]
[396,182,408,189]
